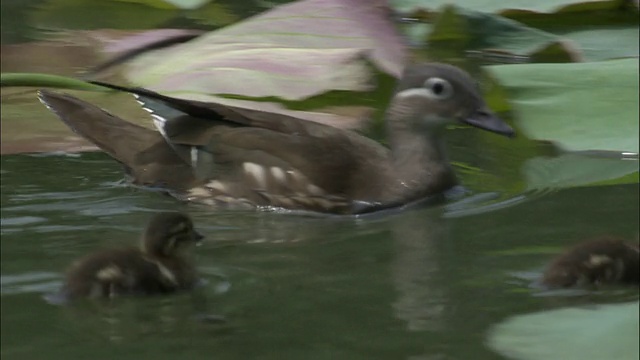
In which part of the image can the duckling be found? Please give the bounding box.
[62,212,204,299]
[541,236,639,288]
[37,63,514,215]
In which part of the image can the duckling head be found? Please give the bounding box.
[387,63,514,137]
[141,212,204,257]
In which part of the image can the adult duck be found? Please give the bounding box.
[38,63,514,214]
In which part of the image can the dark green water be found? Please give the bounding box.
[1,153,638,359]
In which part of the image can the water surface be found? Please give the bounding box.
[1,153,638,359]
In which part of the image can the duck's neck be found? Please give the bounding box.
[387,122,457,198]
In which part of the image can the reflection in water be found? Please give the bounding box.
[444,192,529,219]
[57,295,222,344]
[44,282,232,344]
[390,207,450,332]
[388,193,528,334]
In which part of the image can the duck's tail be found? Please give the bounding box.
[37,90,195,190]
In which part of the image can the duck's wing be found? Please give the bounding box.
[37,90,197,191]
[129,91,392,213]
[39,86,392,213]
[89,80,344,133]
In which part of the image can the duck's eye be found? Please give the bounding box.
[423,77,454,100]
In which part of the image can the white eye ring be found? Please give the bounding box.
[423,77,454,100]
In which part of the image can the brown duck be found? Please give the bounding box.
[62,212,204,299]
[541,236,640,288]
[38,63,514,214]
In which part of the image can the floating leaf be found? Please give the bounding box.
[391,0,633,17]
[558,26,640,61]
[488,59,639,153]
[523,153,639,190]
[487,301,640,360]
[425,5,582,62]
[394,0,638,45]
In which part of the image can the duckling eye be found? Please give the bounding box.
[423,77,454,100]
[170,223,186,234]
[168,222,192,239]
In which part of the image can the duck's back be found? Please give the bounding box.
[173,117,402,212]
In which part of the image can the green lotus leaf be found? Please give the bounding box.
[488,59,639,153]
[425,5,582,62]
[488,301,640,360]
[391,0,631,16]
[523,153,639,190]
[30,0,177,30]
[558,26,639,61]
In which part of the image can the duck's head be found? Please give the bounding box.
[141,212,204,257]
[387,63,514,137]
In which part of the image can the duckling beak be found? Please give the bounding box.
[461,108,515,138]
[192,231,205,244]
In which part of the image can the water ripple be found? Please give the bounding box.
[1,272,62,296]
[444,193,529,218]
[0,216,47,226]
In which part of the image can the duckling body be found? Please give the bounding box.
[38,63,514,214]
[62,212,203,299]
[541,237,639,288]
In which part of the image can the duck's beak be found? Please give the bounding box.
[461,108,515,138]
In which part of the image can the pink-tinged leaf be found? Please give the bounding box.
[118,0,406,103]
[177,94,372,130]
[204,0,405,77]
[136,48,374,99]
[100,29,206,56]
